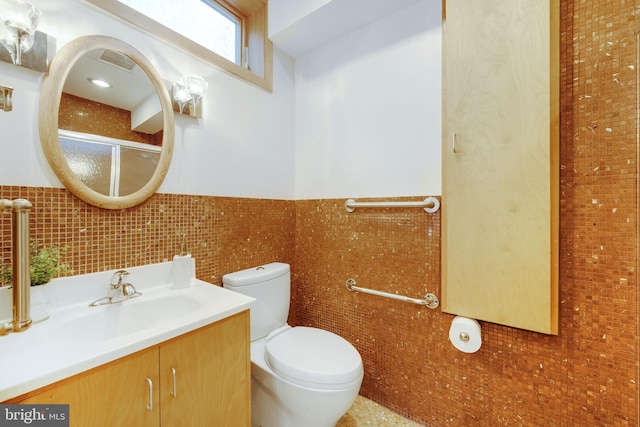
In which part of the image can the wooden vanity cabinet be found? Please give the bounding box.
[13,311,250,427]
[160,310,250,426]
[19,347,160,427]
[441,0,559,334]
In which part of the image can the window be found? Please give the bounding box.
[117,0,240,63]
[85,0,272,91]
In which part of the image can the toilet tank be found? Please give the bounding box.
[222,262,290,341]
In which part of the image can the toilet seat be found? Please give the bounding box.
[265,327,363,390]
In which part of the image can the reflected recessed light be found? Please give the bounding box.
[88,78,111,88]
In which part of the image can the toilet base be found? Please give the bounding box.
[250,335,362,427]
[251,364,360,427]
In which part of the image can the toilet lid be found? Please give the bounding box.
[265,327,363,390]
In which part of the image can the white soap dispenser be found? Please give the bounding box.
[172,244,194,288]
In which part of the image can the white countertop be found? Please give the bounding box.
[0,261,254,401]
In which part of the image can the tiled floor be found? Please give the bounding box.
[337,396,422,427]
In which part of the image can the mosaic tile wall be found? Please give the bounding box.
[295,0,639,425]
[0,187,295,289]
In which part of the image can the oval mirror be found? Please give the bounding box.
[39,35,175,209]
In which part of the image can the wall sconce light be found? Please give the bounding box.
[0,0,42,69]
[172,75,207,118]
[0,84,13,111]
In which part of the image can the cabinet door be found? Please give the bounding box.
[19,347,160,427]
[160,311,250,427]
[442,0,559,334]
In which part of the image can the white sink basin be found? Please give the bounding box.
[59,293,201,343]
[0,261,254,401]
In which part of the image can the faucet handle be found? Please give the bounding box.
[122,283,139,297]
[110,270,130,287]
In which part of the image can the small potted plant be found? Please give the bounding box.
[0,240,72,322]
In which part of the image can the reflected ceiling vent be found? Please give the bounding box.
[98,49,136,72]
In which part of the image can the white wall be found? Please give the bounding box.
[0,0,296,200]
[0,0,441,202]
[293,0,442,199]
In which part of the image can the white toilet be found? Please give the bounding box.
[222,262,363,427]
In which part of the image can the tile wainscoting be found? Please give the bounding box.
[0,187,296,289]
[2,185,633,424]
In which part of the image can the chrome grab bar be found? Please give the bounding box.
[344,197,440,213]
[345,278,439,309]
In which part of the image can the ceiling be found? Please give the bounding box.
[269,0,423,58]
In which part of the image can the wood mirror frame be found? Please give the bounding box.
[38,35,175,210]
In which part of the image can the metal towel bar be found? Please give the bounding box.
[344,197,439,213]
[345,278,439,309]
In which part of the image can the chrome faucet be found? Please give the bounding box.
[0,199,33,335]
[90,269,142,307]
